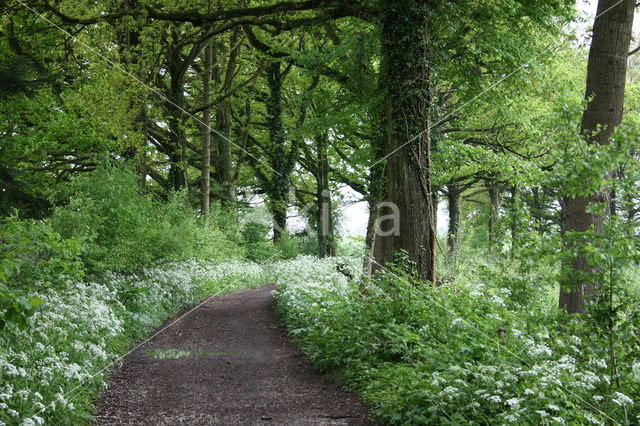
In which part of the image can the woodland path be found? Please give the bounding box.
[94,285,376,425]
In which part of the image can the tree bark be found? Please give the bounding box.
[560,0,635,314]
[266,61,288,241]
[363,75,387,276]
[166,38,191,191]
[215,30,240,202]
[447,184,461,256]
[200,39,213,219]
[488,182,500,248]
[316,132,335,257]
[373,1,437,282]
[509,185,519,258]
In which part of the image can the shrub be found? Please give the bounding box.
[0,218,84,329]
[242,222,276,262]
[49,163,241,273]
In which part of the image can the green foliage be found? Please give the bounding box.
[0,218,83,329]
[274,232,300,260]
[0,259,265,424]
[0,217,84,288]
[275,255,639,425]
[336,236,366,257]
[242,222,276,262]
[49,163,241,273]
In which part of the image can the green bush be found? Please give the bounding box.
[49,164,241,273]
[275,232,300,259]
[0,218,84,328]
[242,222,276,262]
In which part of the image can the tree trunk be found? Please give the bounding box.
[447,185,461,256]
[167,49,188,191]
[200,40,213,218]
[266,61,288,241]
[372,1,437,282]
[316,132,335,257]
[215,30,240,202]
[488,182,500,248]
[560,0,635,314]
[364,197,377,275]
[510,185,519,258]
[363,76,387,276]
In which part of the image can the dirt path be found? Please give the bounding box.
[94,286,377,425]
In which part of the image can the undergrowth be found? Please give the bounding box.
[274,256,640,425]
[0,259,266,425]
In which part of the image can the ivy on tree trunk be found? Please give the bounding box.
[373,0,437,283]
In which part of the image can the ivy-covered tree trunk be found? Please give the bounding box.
[215,30,240,203]
[373,1,437,282]
[266,61,289,241]
[167,50,188,191]
[560,0,635,314]
[200,40,213,218]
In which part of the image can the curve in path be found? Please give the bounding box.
[94,285,376,425]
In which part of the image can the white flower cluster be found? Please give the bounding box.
[273,257,637,425]
[0,259,265,424]
[270,256,360,332]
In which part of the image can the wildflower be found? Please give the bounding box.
[583,413,604,425]
[490,295,505,307]
[632,361,640,382]
[2,363,18,376]
[503,414,519,422]
[488,395,502,403]
[505,397,520,407]
[612,392,633,406]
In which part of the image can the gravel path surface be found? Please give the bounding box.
[94,285,376,425]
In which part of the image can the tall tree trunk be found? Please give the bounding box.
[373,0,437,282]
[200,40,213,219]
[316,132,335,257]
[447,184,461,257]
[167,49,188,191]
[363,77,387,275]
[216,30,240,202]
[560,0,635,314]
[488,182,500,247]
[510,185,519,259]
[266,61,288,241]
[215,101,234,200]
